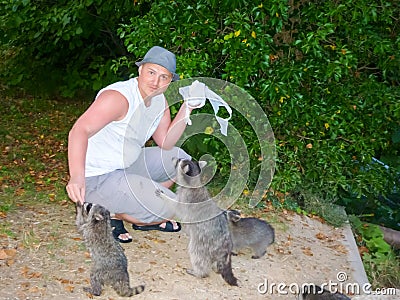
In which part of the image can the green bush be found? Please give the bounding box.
[115,0,399,218]
[0,0,145,96]
[350,215,400,288]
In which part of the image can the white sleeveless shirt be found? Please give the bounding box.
[85,78,166,177]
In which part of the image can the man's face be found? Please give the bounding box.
[137,63,173,99]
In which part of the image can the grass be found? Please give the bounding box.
[0,90,88,211]
[350,215,400,289]
[364,251,400,289]
[0,221,16,238]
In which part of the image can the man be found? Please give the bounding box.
[67,46,192,242]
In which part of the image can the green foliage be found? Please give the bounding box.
[114,0,399,221]
[351,216,392,255]
[350,215,400,288]
[0,0,145,97]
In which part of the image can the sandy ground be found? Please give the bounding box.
[0,200,398,300]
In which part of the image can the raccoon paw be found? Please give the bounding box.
[186,268,208,278]
[251,250,266,259]
[155,189,164,197]
[83,286,101,296]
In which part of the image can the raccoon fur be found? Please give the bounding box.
[226,209,275,259]
[301,285,351,299]
[76,202,145,297]
[156,158,238,286]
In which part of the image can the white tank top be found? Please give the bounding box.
[85,78,165,177]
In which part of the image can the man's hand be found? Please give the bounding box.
[66,177,85,204]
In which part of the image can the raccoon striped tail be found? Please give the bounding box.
[132,284,144,296]
[218,255,238,286]
[118,284,145,297]
[130,285,145,296]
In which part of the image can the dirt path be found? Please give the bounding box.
[0,200,394,300]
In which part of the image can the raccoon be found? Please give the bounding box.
[156,158,238,286]
[301,285,351,299]
[75,202,145,297]
[226,209,275,259]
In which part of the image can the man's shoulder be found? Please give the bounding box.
[96,78,139,101]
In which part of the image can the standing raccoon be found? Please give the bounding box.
[75,202,145,297]
[226,209,275,259]
[156,158,238,286]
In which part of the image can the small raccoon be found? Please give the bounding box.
[301,285,351,299]
[226,209,275,259]
[156,158,238,286]
[76,202,145,297]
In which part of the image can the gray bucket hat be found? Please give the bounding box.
[135,46,180,81]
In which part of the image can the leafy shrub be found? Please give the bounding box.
[350,215,400,288]
[0,0,144,97]
[115,0,400,218]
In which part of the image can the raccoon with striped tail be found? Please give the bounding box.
[155,158,238,286]
[76,202,145,297]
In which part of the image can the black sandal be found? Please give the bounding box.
[111,219,132,243]
[132,220,181,232]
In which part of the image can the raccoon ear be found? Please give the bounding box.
[198,160,207,169]
[94,212,104,221]
[228,210,241,222]
[183,164,190,174]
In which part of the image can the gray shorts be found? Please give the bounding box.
[85,146,191,223]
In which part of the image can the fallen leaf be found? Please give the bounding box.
[336,245,348,254]
[4,248,17,257]
[21,266,30,278]
[302,247,314,256]
[138,242,151,249]
[358,246,369,256]
[283,241,291,247]
[153,238,166,244]
[29,286,40,293]
[58,278,73,284]
[316,232,327,240]
[6,259,15,266]
[0,250,8,260]
[29,272,42,279]
[64,285,74,293]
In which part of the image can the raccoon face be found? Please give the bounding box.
[226,210,242,223]
[173,158,207,187]
[78,202,109,222]
[175,158,206,176]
